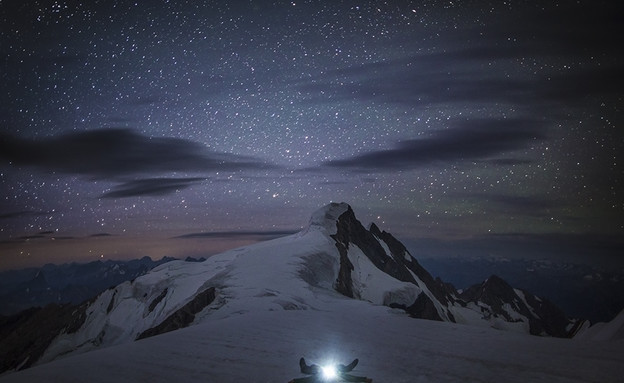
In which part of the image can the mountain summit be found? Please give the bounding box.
[0,203,582,373]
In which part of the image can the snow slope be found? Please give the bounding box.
[1,304,622,383]
[38,201,459,363]
[576,309,624,341]
[29,203,353,364]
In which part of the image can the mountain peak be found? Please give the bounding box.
[307,202,351,234]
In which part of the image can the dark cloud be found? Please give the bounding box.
[323,118,545,171]
[405,232,624,267]
[0,210,51,220]
[17,235,46,240]
[175,230,299,241]
[539,66,624,104]
[460,193,565,217]
[0,232,108,245]
[295,1,623,112]
[297,54,623,111]
[0,128,273,178]
[100,178,205,198]
[295,56,530,107]
[498,2,623,58]
[485,158,533,166]
[477,232,624,266]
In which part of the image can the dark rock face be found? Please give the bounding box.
[331,206,452,319]
[330,204,580,337]
[521,291,574,337]
[0,301,88,373]
[461,275,518,315]
[136,287,216,340]
[370,223,451,306]
[147,288,169,314]
[460,275,580,337]
[390,292,444,321]
[106,290,117,313]
[333,240,356,298]
[331,206,410,299]
[332,207,414,284]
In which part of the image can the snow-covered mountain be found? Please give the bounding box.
[418,254,624,324]
[0,256,184,316]
[0,203,585,375]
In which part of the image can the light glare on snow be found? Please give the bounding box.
[321,364,337,380]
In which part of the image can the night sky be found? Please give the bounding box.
[1,0,622,270]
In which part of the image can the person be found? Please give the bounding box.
[288,357,373,383]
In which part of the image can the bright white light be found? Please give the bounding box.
[321,364,337,380]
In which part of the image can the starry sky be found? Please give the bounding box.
[1,0,622,270]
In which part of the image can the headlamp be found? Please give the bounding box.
[321,364,337,380]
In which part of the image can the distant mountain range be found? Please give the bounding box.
[3,247,621,326]
[0,256,206,316]
[419,256,624,323]
[1,203,603,375]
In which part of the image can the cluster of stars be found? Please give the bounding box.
[1,1,622,268]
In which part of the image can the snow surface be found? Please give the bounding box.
[576,309,624,341]
[2,305,623,383]
[348,242,420,306]
[2,203,623,382]
[306,201,350,235]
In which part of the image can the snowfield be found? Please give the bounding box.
[1,203,622,382]
[1,305,623,383]
[576,309,624,342]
